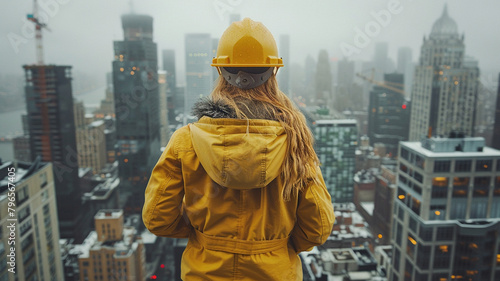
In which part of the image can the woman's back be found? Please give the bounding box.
[143,115,334,280]
[142,17,335,280]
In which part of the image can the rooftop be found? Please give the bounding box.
[430,4,459,38]
[95,209,123,220]
[401,137,500,158]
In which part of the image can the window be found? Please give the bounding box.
[476,160,492,172]
[393,248,401,271]
[407,235,417,258]
[416,245,431,269]
[18,206,31,223]
[455,160,472,172]
[432,177,448,198]
[415,155,425,169]
[16,186,29,205]
[434,160,451,172]
[474,177,490,197]
[414,172,423,183]
[411,197,421,216]
[401,148,409,160]
[405,259,414,281]
[420,225,433,241]
[430,205,446,220]
[436,227,454,241]
[40,172,48,188]
[400,163,408,173]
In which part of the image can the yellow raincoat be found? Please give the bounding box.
[143,116,335,280]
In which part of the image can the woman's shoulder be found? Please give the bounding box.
[168,125,194,154]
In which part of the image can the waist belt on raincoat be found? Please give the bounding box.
[194,229,289,255]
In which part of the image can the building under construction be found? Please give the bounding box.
[23,64,90,242]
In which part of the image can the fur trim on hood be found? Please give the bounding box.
[191,98,279,121]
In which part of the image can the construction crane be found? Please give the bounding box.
[27,0,50,65]
[26,0,52,161]
[356,69,406,97]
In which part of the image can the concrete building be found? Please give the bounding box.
[315,50,332,106]
[23,64,86,241]
[396,47,414,98]
[13,135,31,162]
[78,209,146,281]
[0,159,64,281]
[314,119,358,203]
[372,164,397,245]
[76,120,107,174]
[185,33,213,118]
[409,5,479,140]
[112,14,161,204]
[368,73,410,157]
[391,136,500,281]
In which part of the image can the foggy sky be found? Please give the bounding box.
[2,0,500,87]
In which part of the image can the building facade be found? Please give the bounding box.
[185,33,213,118]
[23,64,85,240]
[314,119,358,202]
[112,14,161,199]
[368,73,410,157]
[0,160,64,281]
[409,6,479,141]
[391,137,500,281]
[78,209,146,281]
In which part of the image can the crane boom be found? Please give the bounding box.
[356,72,406,96]
[27,0,49,65]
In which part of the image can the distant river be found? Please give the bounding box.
[0,86,106,161]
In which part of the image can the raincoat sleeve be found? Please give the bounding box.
[290,167,335,253]
[142,130,192,238]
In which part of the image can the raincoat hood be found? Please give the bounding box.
[190,116,287,190]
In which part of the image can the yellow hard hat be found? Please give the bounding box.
[212,18,283,68]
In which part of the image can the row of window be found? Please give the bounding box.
[434,159,499,173]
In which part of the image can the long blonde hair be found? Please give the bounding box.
[210,73,320,200]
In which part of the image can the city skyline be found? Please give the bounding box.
[1,1,499,87]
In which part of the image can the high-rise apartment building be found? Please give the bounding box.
[23,64,85,240]
[185,33,212,117]
[313,119,358,202]
[314,50,332,106]
[78,209,146,281]
[112,14,161,198]
[409,6,479,140]
[0,160,64,281]
[397,46,413,97]
[368,73,410,156]
[391,137,500,281]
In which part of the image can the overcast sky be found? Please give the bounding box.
[2,0,499,87]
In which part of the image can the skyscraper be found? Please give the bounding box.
[0,160,65,281]
[112,14,161,204]
[185,33,212,117]
[23,64,84,240]
[278,34,290,95]
[368,73,410,156]
[162,49,178,124]
[315,50,332,106]
[409,5,479,141]
[493,73,500,150]
[397,46,414,97]
[313,119,358,203]
[392,136,500,281]
[373,42,389,81]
